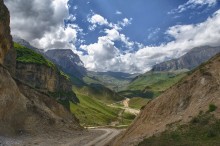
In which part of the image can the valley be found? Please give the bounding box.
[1,0,220,146]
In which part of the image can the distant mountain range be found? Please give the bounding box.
[152,46,220,72]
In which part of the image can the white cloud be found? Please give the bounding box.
[147,28,161,40]
[32,24,80,50]
[88,14,109,25]
[169,0,217,14]
[5,0,79,50]
[81,9,220,73]
[88,14,109,30]
[116,11,122,15]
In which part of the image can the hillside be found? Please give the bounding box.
[70,91,136,126]
[119,71,186,99]
[152,46,220,72]
[0,0,81,135]
[111,53,220,146]
[73,84,124,104]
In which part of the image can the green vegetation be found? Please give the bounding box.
[139,113,220,146]
[73,84,124,104]
[84,72,137,92]
[129,97,149,109]
[120,72,186,99]
[70,91,135,126]
[60,71,70,80]
[14,42,55,68]
[209,104,217,112]
[49,91,78,109]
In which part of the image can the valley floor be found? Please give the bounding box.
[0,128,122,146]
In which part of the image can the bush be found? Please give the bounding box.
[209,104,217,112]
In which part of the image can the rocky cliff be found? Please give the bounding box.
[111,53,220,146]
[14,43,79,104]
[0,0,81,136]
[45,49,86,79]
[152,46,220,72]
[0,0,12,65]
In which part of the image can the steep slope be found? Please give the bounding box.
[45,49,86,79]
[111,53,220,146]
[0,0,81,135]
[152,46,220,71]
[0,0,12,65]
[14,43,79,105]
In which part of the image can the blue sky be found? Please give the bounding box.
[67,0,220,47]
[5,0,220,73]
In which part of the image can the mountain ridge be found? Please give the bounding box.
[152,46,220,72]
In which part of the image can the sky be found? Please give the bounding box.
[4,0,220,73]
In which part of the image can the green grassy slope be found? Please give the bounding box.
[119,71,187,99]
[129,97,149,109]
[139,112,220,146]
[70,91,135,126]
[73,84,124,104]
[14,42,55,68]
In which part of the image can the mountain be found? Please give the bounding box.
[45,49,86,80]
[152,46,220,72]
[111,53,220,146]
[13,35,44,54]
[119,71,186,99]
[85,71,138,91]
[14,43,79,105]
[0,0,81,136]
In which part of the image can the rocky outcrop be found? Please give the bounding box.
[112,53,220,146]
[15,62,78,103]
[0,65,81,135]
[0,0,12,65]
[0,0,81,136]
[152,46,220,72]
[45,49,86,79]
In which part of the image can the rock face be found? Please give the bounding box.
[0,66,81,135]
[45,49,86,79]
[0,0,81,136]
[15,62,78,103]
[152,46,220,71]
[14,42,79,103]
[0,0,12,65]
[112,53,220,146]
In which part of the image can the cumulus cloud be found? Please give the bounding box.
[80,9,220,73]
[5,0,79,50]
[169,0,217,14]
[88,14,109,30]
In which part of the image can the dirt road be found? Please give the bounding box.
[85,128,121,146]
[0,128,121,146]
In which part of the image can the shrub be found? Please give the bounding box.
[209,104,217,112]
